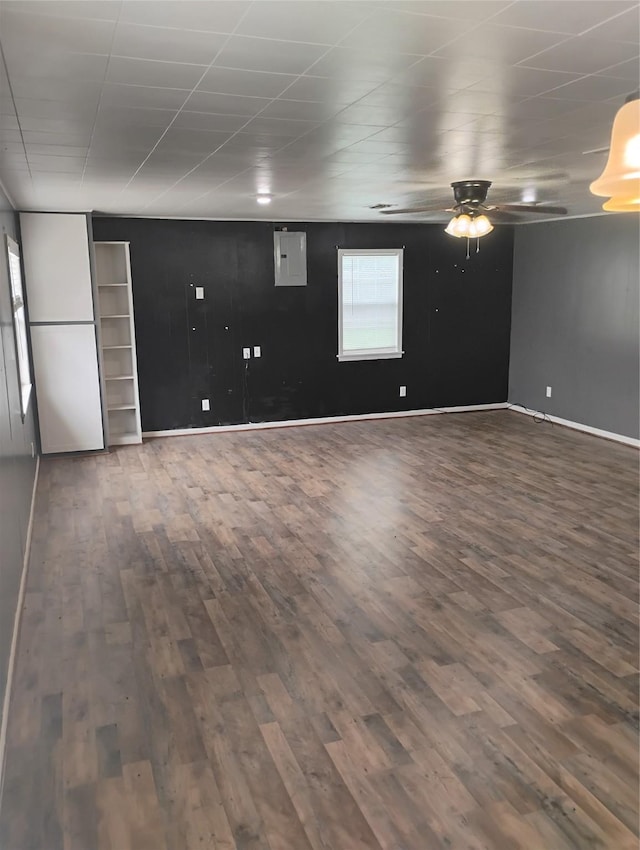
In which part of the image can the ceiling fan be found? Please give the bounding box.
[380,179,567,224]
[379,180,567,254]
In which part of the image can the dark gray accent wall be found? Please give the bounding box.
[509,215,639,439]
[92,217,514,431]
[0,186,37,725]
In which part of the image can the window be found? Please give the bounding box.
[6,235,32,418]
[338,248,403,362]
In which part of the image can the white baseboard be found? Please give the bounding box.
[0,455,40,804]
[508,404,640,448]
[143,403,509,439]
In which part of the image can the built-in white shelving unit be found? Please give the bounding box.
[94,242,142,447]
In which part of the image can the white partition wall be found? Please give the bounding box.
[19,213,95,322]
[30,325,104,454]
[20,212,105,454]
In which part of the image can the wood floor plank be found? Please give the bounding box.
[0,411,637,849]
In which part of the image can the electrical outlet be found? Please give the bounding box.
[546,386,552,398]
[195,286,204,299]
[243,347,251,359]
[399,385,407,397]
[254,346,261,358]
[201,399,210,411]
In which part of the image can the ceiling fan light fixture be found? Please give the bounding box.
[445,212,493,239]
[590,93,640,211]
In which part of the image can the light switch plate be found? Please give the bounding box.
[243,348,251,359]
[254,346,261,358]
[195,286,204,299]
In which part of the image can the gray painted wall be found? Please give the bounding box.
[0,186,38,724]
[509,215,639,439]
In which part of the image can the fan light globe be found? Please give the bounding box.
[473,215,493,236]
[590,96,640,211]
[448,213,472,237]
[445,216,462,236]
[457,214,472,236]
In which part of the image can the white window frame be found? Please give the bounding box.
[5,235,32,419]
[338,248,404,362]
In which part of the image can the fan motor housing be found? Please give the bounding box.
[451,180,492,206]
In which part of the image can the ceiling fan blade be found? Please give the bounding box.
[492,203,568,215]
[380,205,447,215]
[484,210,522,222]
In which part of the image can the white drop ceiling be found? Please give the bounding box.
[0,0,638,221]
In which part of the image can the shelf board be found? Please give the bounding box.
[105,375,135,381]
[108,404,137,411]
[109,432,142,446]
[98,282,128,287]
[101,314,129,319]
[103,344,132,349]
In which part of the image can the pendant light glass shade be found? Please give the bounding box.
[590,96,640,211]
[445,213,471,237]
[603,196,640,212]
[468,214,493,237]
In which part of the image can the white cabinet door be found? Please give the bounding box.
[30,325,104,453]
[20,213,95,322]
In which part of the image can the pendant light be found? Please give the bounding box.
[590,93,640,212]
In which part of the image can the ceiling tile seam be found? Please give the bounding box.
[515,55,640,76]
[593,56,640,78]
[590,54,640,78]
[106,56,210,69]
[0,37,33,184]
[108,60,301,82]
[527,72,628,99]
[377,0,518,21]
[375,13,515,82]
[193,31,339,48]
[512,33,626,71]
[467,20,631,39]
[0,7,118,23]
[80,0,124,185]
[575,3,640,39]
[116,2,258,197]
[111,21,277,37]
[142,3,394,211]
[0,7,247,38]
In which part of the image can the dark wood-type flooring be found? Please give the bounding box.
[1,411,638,850]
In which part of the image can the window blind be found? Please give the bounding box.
[7,238,32,417]
[340,252,400,355]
